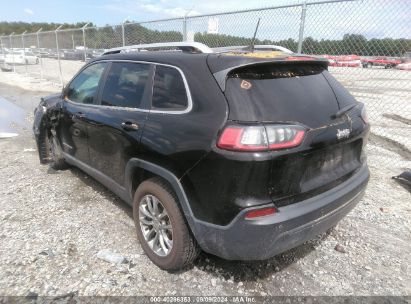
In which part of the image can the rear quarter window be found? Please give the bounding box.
[152,65,188,111]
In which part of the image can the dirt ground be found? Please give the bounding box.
[0,69,410,297]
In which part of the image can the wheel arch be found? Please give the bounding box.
[125,158,199,236]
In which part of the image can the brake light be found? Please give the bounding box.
[217,126,268,151]
[218,125,305,152]
[245,207,277,219]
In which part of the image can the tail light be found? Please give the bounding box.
[218,124,305,152]
[245,207,277,219]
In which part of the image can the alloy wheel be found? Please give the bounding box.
[139,194,173,257]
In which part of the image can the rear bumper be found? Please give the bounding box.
[192,164,369,260]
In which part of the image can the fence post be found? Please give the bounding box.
[55,25,64,87]
[0,34,4,57]
[9,33,15,72]
[122,22,126,46]
[36,28,43,79]
[297,1,307,54]
[82,23,89,62]
[21,31,27,74]
[182,17,187,41]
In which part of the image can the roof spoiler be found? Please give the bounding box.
[103,42,214,55]
[213,58,329,91]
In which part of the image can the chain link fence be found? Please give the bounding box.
[0,0,410,168]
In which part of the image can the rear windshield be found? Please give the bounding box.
[225,64,339,128]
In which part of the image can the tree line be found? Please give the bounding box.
[195,33,410,57]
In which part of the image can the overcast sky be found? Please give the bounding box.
[1,0,410,40]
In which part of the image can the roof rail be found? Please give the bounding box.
[103,42,213,55]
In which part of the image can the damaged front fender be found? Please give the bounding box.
[32,93,62,164]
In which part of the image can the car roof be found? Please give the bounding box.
[91,51,206,65]
[91,51,328,74]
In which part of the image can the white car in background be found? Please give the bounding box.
[5,50,39,65]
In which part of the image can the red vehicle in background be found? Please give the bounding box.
[361,57,401,68]
[322,54,362,67]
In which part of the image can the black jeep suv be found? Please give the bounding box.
[33,43,370,270]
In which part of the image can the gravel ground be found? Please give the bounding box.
[0,73,410,297]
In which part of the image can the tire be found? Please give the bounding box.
[133,178,200,271]
[37,128,51,164]
[47,129,69,170]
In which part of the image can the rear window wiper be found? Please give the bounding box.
[332,104,357,118]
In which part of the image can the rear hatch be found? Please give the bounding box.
[208,54,366,206]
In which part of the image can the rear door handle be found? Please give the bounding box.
[121,121,139,131]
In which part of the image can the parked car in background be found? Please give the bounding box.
[60,49,95,61]
[5,50,39,65]
[35,48,54,59]
[0,51,7,62]
[87,49,107,59]
[322,54,362,67]
[395,62,411,71]
[45,49,59,59]
[60,49,88,61]
[361,56,401,68]
[396,53,411,70]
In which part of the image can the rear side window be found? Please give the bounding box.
[152,65,188,111]
[101,62,151,108]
